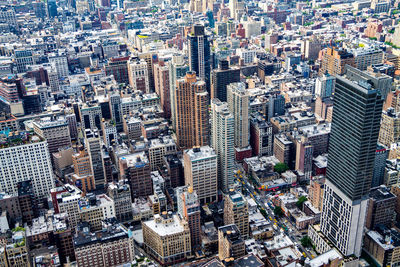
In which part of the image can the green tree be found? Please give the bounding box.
[300,236,312,247]
[274,163,289,174]
[296,196,307,209]
[274,206,284,217]
[260,208,268,219]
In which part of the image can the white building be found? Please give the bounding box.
[0,135,55,200]
[315,74,335,98]
[320,180,368,257]
[48,52,69,78]
[227,82,250,149]
[236,49,257,64]
[128,58,150,93]
[183,146,218,205]
[211,99,235,192]
[148,136,177,171]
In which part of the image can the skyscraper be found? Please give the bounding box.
[154,61,171,119]
[211,59,240,102]
[175,71,209,149]
[227,82,249,149]
[0,132,55,201]
[184,146,218,205]
[177,186,201,248]
[320,76,383,256]
[224,190,249,239]
[188,25,211,91]
[119,152,153,200]
[85,130,106,190]
[169,54,189,131]
[211,99,235,192]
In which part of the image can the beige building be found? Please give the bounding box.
[5,230,30,267]
[218,224,246,261]
[142,213,191,266]
[72,148,92,177]
[227,82,249,149]
[78,194,115,232]
[224,190,249,239]
[148,136,176,171]
[309,177,325,211]
[33,118,72,156]
[175,71,209,149]
[184,146,218,205]
[128,58,150,93]
[379,108,400,147]
[319,47,355,76]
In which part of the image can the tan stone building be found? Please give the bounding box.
[224,190,249,239]
[218,224,246,261]
[175,71,209,149]
[319,47,355,76]
[379,108,400,147]
[142,213,191,266]
[309,177,325,211]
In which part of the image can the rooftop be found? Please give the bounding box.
[143,214,186,236]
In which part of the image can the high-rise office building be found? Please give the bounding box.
[372,144,388,188]
[224,190,249,239]
[106,181,133,223]
[74,223,134,267]
[47,0,58,17]
[0,132,55,201]
[79,103,102,131]
[320,76,383,257]
[104,56,130,84]
[128,58,150,93]
[85,130,106,190]
[138,52,156,93]
[250,113,273,157]
[227,82,249,149]
[315,74,335,98]
[218,224,246,261]
[188,25,211,91]
[211,99,235,192]
[183,146,218,205]
[119,152,153,200]
[32,118,72,157]
[211,59,240,102]
[319,47,355,76]
[15,49,34,73]
[154,61,171,119]
[177,186,201,248]
[345,65,392,100]
[169,54,189,131]
[175,71,209,149]
[48,52,69,78]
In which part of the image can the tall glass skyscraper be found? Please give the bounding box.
[188,24,211,92]
[320,76,383,256]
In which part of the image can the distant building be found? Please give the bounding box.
[319,47,355,76]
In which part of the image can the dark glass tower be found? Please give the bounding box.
[211,59,240,102]
[188,25,211,92]
[326,76,383,201]
[321,76,383,257]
